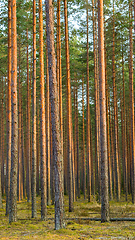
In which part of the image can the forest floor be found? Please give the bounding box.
[0,195,135,239]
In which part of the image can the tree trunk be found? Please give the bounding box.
[129,0,135,203]
[39,0,47,220]
[46,0,64,229]
[9,0,18,223]
[17,40,22,201]
[86,0,91,202]
[36,107,39,196]
[64,0,73,212]
[46,45,51,206]
[98,0,109,222]
[1,78,5,197]
[6,0,12,215]
[21,102,25,199]
[57,0,64,195]
[104,38,112,200]
[82,75,86,199]
[26,28,31,203]
[112,3,120,201]
[122,42,128,200]
[32,0,37,218]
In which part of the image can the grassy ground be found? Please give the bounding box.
[0,195,135,239]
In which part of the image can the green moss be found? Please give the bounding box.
[0,196,135,239]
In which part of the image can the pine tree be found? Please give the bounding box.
[9,0,18,223]
[46,0,64,229]
[98,0,109,222]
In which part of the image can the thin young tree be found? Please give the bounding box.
[46,0,64,229]
[9,0,18,223]
[98,0,109,222]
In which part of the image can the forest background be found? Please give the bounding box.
[0,0,135,238]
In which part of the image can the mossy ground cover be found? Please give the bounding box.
[0,195,135,239]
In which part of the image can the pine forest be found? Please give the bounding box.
[0,0,135,238]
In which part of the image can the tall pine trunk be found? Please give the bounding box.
[26,28,31,203]
[46,46,51,206]
[6,0,12,215]
[32,0,37,218]
[86,0,91,202]
[46,0,64,229]
[39,0,47,220]
[129,0,135,203]
[64,0,73,212]
[98,0,109,222]
[9,0,18,223]
[82,75,86,199]
[112,2,120,201]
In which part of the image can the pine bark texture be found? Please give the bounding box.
[98,0,109,222]
[39,0,47,220]
[9,0,18,223]
[32,0,37,218]
[46,0,64,229]
[6,0,12,215]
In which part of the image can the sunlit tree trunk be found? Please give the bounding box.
[9,0,18,223]
[39,0,47,220]
[92,0,98,199]
[98,0,109,222]
[57,0,64,194]
[32,0,37,218]
[46,0,64,229]
[6,0,12,215]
